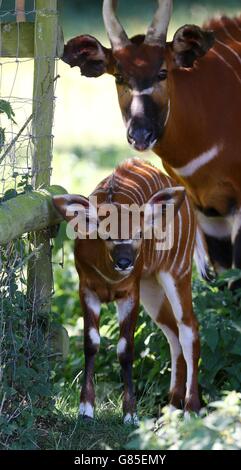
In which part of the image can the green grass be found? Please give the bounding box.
[16,390,241,450]
[38,403,132,450]
[29,393,141,450]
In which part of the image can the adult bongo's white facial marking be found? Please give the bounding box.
[131,95,144,117]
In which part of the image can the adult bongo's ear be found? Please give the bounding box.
[62,35,113,77]
[172,25,215,68]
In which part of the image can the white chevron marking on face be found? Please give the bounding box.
[132,87,154,96]
[131,95,144,117]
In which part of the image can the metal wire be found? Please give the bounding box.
[0,2,57,436]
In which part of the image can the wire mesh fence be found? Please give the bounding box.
[0,0,59,449]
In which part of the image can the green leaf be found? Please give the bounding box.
[230,336,241,355]
[0,127,5,150]
[0,99,16,123]
[203,327,219,353]
[2,188,18,202]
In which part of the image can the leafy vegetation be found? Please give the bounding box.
[0,239,52,449]
[1,230,241,450]
[128,392,241,450]
[0,99,16,154]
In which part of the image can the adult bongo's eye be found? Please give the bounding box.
[158,69,168,81]
[115,74,125,85]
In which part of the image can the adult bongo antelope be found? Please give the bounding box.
[63,1,241,287]
[53,159,203,422]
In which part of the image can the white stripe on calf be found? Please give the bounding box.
[161,324,182,391]
[84,288,101,317]
[178,199,191,275]
[89,327,100,346]
[91,265,128,284]
[117,337,127,355]
[117,297,134,323]
[178,324,194,398]
[126,167,153,194]
[158,272,183,323]
[115,175,145,203]
[79,401,94,418]
[140,278,165,322]
[170,211,182,273]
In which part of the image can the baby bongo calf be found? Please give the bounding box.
[53,158,203,423]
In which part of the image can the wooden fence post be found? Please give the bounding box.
[27,0,58,321]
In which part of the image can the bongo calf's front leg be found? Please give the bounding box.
[79,287,101,419]
[116,292,139,425]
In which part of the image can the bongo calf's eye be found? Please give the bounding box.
[115,74,125,85]
[158,69,168,81]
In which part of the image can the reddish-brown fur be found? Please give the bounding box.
[53,159,201,421]
[157,17,241,214]
[63,11,241,281]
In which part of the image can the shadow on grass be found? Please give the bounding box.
[38,407,136,450]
